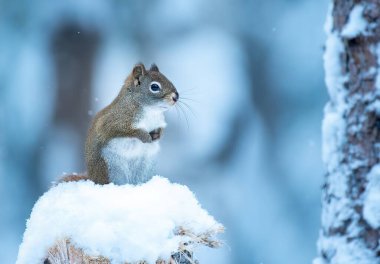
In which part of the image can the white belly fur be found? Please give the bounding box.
[102,138,160,185]
[102,106,167,185]
[134,106,167,132]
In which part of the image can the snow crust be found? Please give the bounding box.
[16,176,223,264]
[322,103,345,174]
[321,9,348,186]
[341,5,367,38]
[363,165,380,228]
[323,21,347,107]
[376,44,380,91]
[314,238,374,264]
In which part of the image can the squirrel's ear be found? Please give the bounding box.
[132,63,146,85]
[150,63,159,72]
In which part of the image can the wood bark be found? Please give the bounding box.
[316,1,380,263]
[44,239,197,264]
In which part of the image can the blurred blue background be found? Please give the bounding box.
[0,0,329,263]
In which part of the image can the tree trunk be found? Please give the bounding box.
[315,1,380,263]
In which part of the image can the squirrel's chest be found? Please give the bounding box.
[134,107,167,132]
[101,138,160,185]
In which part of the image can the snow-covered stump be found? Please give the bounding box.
[16,177,224,264]
[315,1,380,264]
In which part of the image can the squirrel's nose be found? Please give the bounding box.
[172,92,179,102]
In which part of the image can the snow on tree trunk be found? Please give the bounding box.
[315,1,380,263]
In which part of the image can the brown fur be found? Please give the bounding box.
[60,174,89,183]
[83,63,178,184]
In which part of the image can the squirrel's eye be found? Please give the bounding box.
[149,82,161,93]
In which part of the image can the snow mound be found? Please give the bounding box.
[16,176,224,264]
[341,5,367,38]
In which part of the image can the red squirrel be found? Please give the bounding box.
[61,63,178,185]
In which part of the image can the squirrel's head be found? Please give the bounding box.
[126,63,179,110]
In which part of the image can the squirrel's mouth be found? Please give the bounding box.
[165,92,179,106]
[163,100,175,107]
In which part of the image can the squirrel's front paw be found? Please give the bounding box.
[149,128,163,141]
